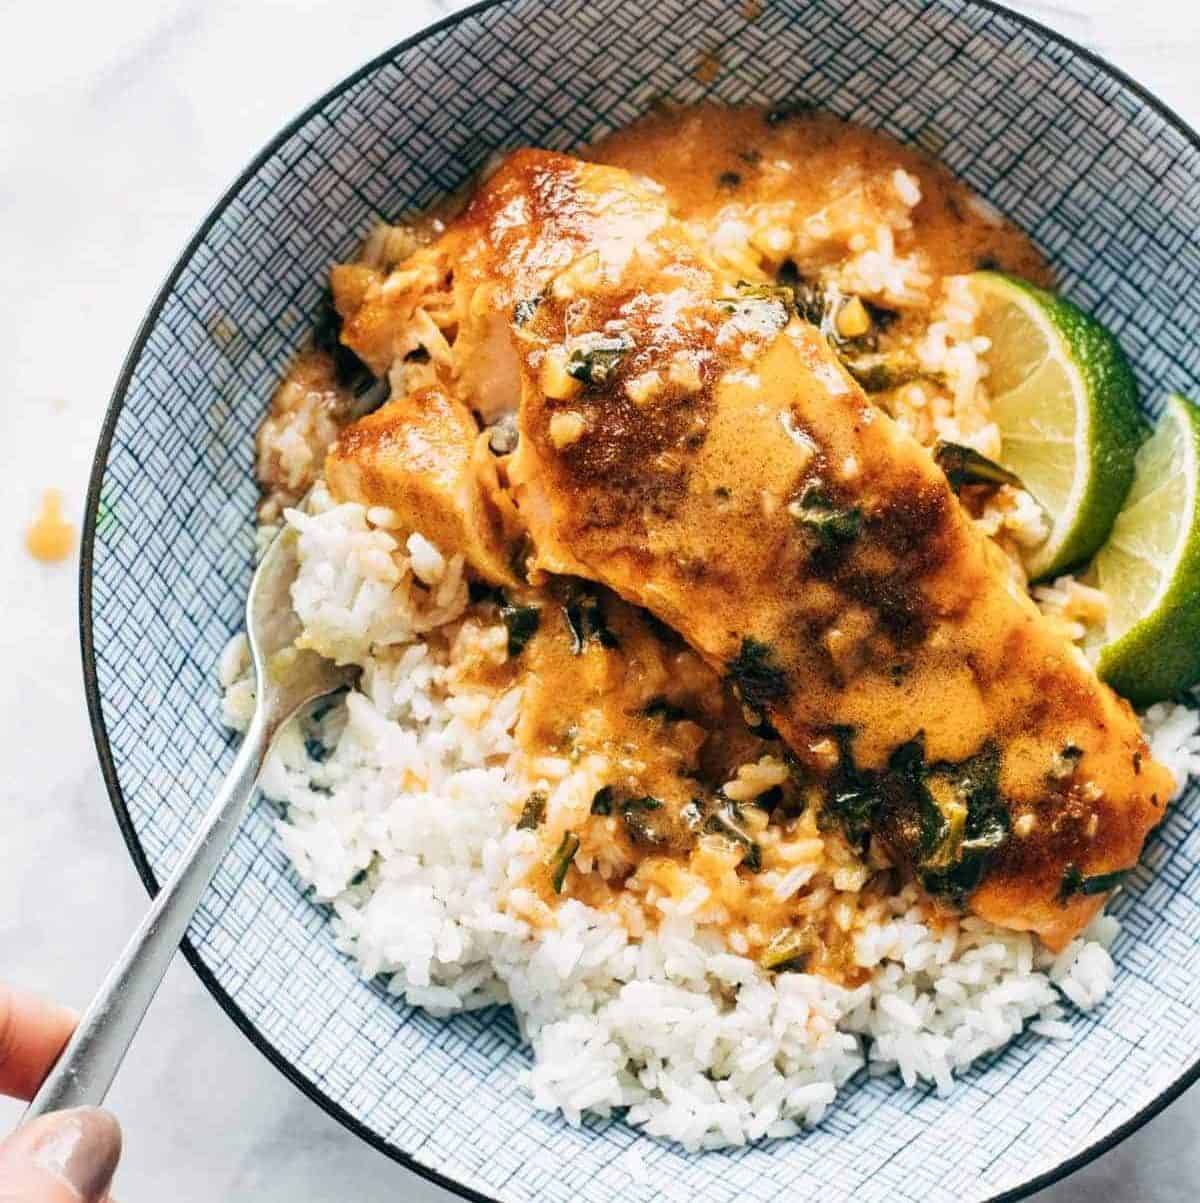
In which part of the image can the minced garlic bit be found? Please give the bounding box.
[407,532,446,585]
[807,737,840,771]
[366,505,403,530]
[667,351,703,393]
[540,348,582,401]
[891,168,922,208]
[549,410,587,449]
[551,250,603,301]
[835,295,871,339]
[750,224,793,258]
[1013,813,1036,838]
[625,370,664,406]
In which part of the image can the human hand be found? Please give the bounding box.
[0,985,122,1202]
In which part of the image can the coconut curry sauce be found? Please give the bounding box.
[285,106,1170,967]
[588,105,1050,287]
[449,580,873,980]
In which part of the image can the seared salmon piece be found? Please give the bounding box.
[330,149,1172,950]
[326,387,523,587]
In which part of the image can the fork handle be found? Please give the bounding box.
[24,707,272,1120]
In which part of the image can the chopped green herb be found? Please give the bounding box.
[622,796,663,813]
[822,781,878,841]
[513,296,542,325]
[777,270,875,353]
[792,280,835,329]
[753,785,784,810]
[566,333,634,386]
[742,707,781,741]
[1059,864,1127,901]
[590,786,615,816]
[468,581,506,607]
[729,281,795,304]
[501,604,540,657]
[888,735,950,863]
[517,791,547,830]
[716,281,793,333]
[789,482,863,549]
[562,602,587,653]
[921,780,967,871]
[642,697,691,723]
[863,300,900,333]
[773,267,910,386]
[548,831,580,893]
[934,441,1022,492]
[765,99,813,126]
[921,743,1008,904]
[1082,869,1127,894]
[758,926,816,972]
[776,259,802,286]
[822,729,1009,906]
[1049,744,1084,781]
[619,795,677,849]
[1058,863,1083,900]
[704,799,763,872]
[508,533,534,584]
[727,637,790,708]
[819,728,878,842]
[839,351,928,394]
[563,590,619,654]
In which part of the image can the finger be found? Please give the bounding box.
[0,987,76,1101]
[0,1108,121,1203]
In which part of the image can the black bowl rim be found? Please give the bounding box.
[80,1,1200,1199]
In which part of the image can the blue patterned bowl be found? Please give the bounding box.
[83,2,1200,1200]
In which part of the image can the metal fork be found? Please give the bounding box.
[26,522,358,1119]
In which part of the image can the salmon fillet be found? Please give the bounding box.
[330,149,1172,950]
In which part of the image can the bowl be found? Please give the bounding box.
[82,1,1200,1200]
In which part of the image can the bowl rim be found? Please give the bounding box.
[79,1,1200,1198]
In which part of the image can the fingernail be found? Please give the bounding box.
[13,1108,122,1201]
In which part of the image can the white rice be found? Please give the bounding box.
[220,493,1200,1150]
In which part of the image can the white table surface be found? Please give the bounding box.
[1,1,1198,1198]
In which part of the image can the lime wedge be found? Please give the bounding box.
[1092,394,1200,705]
[969,271,1143,581]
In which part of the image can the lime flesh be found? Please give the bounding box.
[969,272,1143,581]
[1093,393,1200,705]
